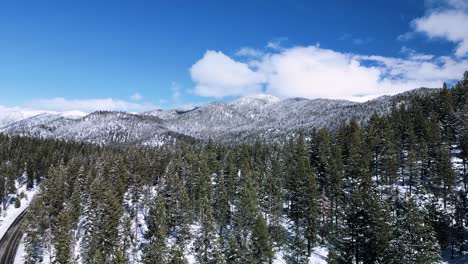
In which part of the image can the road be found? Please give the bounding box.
[0,210,27,264]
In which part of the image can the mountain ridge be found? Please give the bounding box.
[0,88,440,145]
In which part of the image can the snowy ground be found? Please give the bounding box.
[0,182,37,240]
[0,181,38,264]
[272,246,328,264]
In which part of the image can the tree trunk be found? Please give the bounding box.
[444,181,447,210]
[409,164,413,196]
[451,241,454,259]
[355,246,359,264]
[463,159,467,192]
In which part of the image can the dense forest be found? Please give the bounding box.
[1,72,467,263]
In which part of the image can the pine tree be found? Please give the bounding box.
[331,119,392,263]
[266,156,285,245]
[385,198,441,263]
[70,165,87,224]
[143,195,168,264]
[287,133,319,255]
[169,240,188,264]
[224,232,242,264]
[235,159,258,233]
[97,188,123,261]
[252,214,273,263]
[194,196,221,264]
[434,144,455,209]
[454,191,465,255]
[54,204,73,264]
[24,198,48,264]
[163,159,190,239]
[226,156,259,262]
[304,171,319,254]
[329,144,344,229]
[213,166,229,235]
[14,197,21,208]
[428,196,451,250]
[460,131,468,191]
[287,225,308,264]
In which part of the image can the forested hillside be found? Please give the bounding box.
[1,88,437,145]
[1,72,467,263]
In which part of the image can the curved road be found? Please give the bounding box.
[0,210,27,264]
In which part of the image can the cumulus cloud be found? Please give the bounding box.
[28,97,157,112]
[412,0,468,57]
[190,0,468,102]
[447,0,468,9]
[190,45,468,101]
[189,51,265,97]
[414,10,468,57]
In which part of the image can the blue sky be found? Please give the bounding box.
[1,0,467,112]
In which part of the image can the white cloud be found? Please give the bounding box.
[28,97,157,112]
[258,46,382,100]
[411,1,468,57]
[397,32,417,41]
[260,46,452,100]
[190,1,468,102]
[266,37,288,51]
[447,0,468,9]
[400,46,435,61]
[425,0,468,10]
[130,92,143,101]
[189,50,265,97]
[236,47,264,58]
[190,45,468,101]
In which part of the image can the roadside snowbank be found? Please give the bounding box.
[0,183,37,240]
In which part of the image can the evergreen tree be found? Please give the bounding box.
[434,145,455,209]
[14,197,21,208]
[287,225,308,264]
[224,232,242,264]
[213,166,230,235]
[304,171,319,254]
[54,204,73,264]
[385,198,441,264]
[194,197,221,264]
[460,131,468,191]
[169,241,188,264]
[143,195,168,264]
[252,214,273,263]
[454,191,465,255]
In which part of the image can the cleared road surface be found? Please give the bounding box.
[0,210,27,264]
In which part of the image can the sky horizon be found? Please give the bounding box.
[1,0,468,112]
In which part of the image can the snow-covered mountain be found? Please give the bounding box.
[0,108,48,128]
[0,109,86,129]
[0,89,438,145]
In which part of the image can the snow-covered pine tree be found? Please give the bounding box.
[385,198,441,263]
[143,195,168,264]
